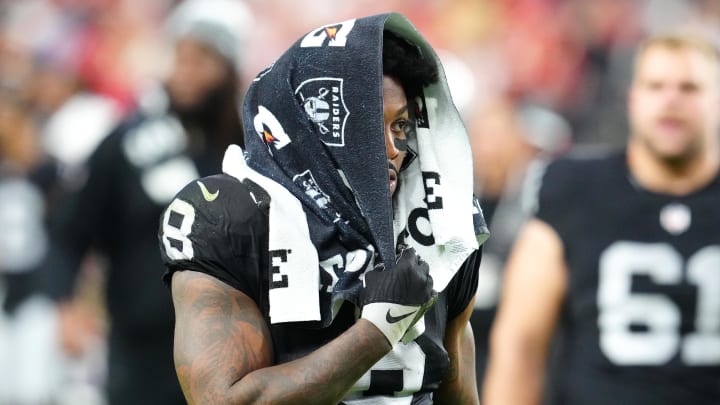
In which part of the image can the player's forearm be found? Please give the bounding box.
[483,345,544,405]
[435,305,480,404]
[173,271,391,405]
[434,326,480,404]
[226,319,390,404]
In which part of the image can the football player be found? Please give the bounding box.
[160,14,485,404]
[484,33,720,404]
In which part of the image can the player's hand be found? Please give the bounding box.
[58,301,102,357]
[360,245,438,346]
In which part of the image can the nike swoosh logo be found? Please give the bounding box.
[197,181,219,202]
[386,308,417,324]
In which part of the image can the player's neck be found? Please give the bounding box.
[627,139,720,196]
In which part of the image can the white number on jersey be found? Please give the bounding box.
[161,198,196,260]
[347,340,426,400]
[598,242,720,365]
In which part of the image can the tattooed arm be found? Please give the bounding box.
[434,298,480,405]
[171,270,392,405]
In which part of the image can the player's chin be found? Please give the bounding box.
[647,138,702,165]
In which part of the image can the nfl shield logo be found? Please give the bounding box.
[659,203,691,235]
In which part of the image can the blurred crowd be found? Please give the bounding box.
[0,0,718,403]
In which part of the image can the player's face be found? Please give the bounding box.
[629,46,720,164]
[166,38,231,111]
[383,75,410,196]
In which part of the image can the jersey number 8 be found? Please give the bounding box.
[161,198,196,261]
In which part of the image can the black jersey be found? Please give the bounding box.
[537,151,720,405]
[160,173,481,403]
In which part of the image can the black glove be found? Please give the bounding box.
[361,246,438,345]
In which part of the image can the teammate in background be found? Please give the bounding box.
[43,1,251,404]
[484,34,720,404]
[160,13,486,404]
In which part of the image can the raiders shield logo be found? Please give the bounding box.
[295,78,349,147]
[293,170,332,210]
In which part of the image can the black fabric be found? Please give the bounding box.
[537,150,720,405]
[444,246,481,320]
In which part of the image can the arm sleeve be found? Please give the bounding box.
[159,173,267,304]
[445,248,482,320]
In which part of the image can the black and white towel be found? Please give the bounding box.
[224,13,489,325]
